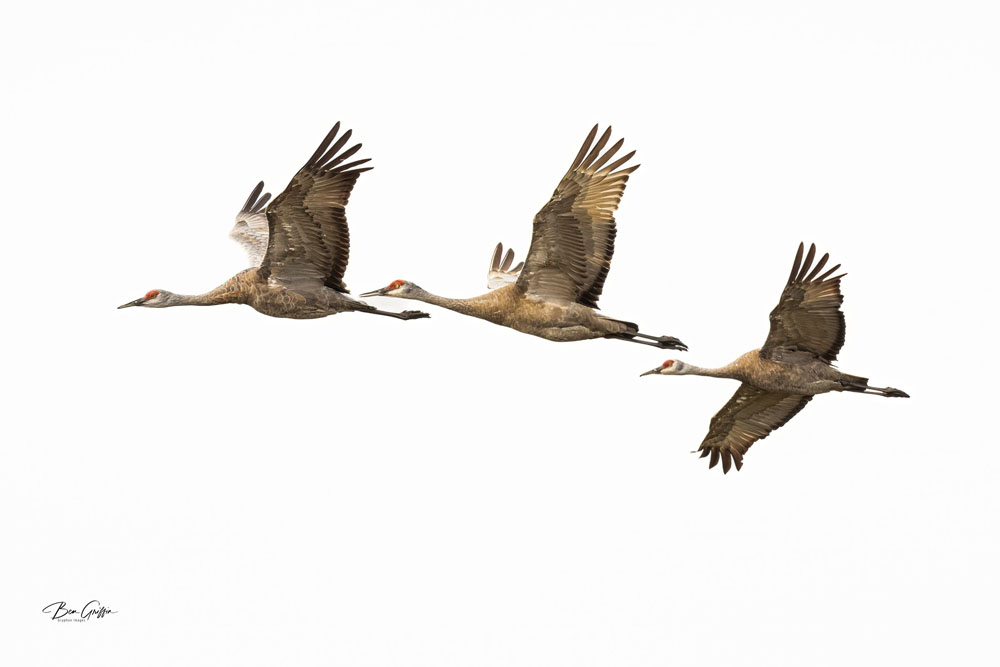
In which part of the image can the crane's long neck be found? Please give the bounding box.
[166,282,245,307]
[173,292,237,306]
[407,287,497,319]
[680,362,741,380]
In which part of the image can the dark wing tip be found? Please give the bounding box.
[241,181,265,214]
[491,243,503,271]
[580,126,614,170]
[601,150,637,175]
[796,244,818,283]
[303,124,373,174]
[305,122,342,167]
[786,242,805,285]
[591,137,625,172]
[791,244,844,284]
[254,192,272,212]
[500,247,515,272]
[335,157,372,173]
[817,263,843,282]
[570,125,601,171]
[803,252,830,282]
[320,142,362,172]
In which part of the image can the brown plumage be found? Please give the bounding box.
[641,243,909,473]
[361,125,685,350]
[118,123,429,322]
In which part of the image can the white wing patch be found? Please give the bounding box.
[230,182,271,268]
[487,242,524,290]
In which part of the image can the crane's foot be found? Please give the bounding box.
[366,307,431,320]
[633,332,688,350]
[650,335,687,351]
[606,332,688,350]
[847,382,911,398]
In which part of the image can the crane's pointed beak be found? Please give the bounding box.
[118,298,145,309]
[640,367,661,377]
[359,288,386,298]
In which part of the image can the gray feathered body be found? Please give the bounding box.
[412,283,635,342]
[176,269,391,319]
[364,126,684,350]
[718,349,867,396]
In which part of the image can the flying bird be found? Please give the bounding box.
[119,123,429,322]
[641,243,909,473]
[361,125,685,350]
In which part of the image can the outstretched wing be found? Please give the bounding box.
[259,123,372,291]
[487,242,524,290]
[760,243,847,364]
[515,125,638,307]
[229,181,271,267]
[697,384,813,473]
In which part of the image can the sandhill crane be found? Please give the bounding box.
[641,243,909,473]
[361,126,686,350]
[118,123,429,321]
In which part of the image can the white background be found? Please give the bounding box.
[3,1,998,665]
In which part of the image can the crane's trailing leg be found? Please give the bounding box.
[633,332,688,351]
[864,386,910,398]
[364,308,430,320]
[840,379,910,398]
[605,332,688,350]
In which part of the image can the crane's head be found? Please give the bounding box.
[640,359,687,377]
[360,280,419,299]
[118,289,175,309]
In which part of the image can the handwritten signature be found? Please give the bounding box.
[42,600,117,621]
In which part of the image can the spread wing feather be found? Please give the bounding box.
[258,123,371,291]
[760,243,847,363]
[515,125,638,307]
[698,384,813,473]
[229,181,271,267]
[487,242,524,290]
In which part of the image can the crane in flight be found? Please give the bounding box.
[119,123,429,322]
[362,125,685,350]
[642,243,908,473]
